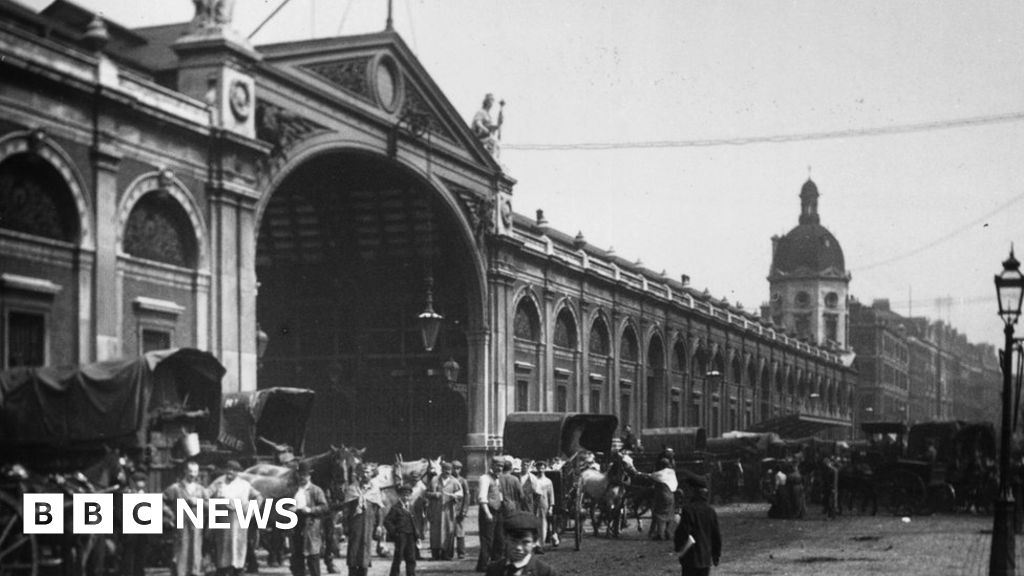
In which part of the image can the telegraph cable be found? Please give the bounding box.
[504,111,1024,151]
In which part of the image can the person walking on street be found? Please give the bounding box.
[120,471,150,576]
[163,460,206,576]
[210,460,262,576]
[674,476,721,576]
[821,457,839,520]
[495,458,525,560]
[788,464,806,520]
[451,460,470,559]
[291,461,330,576]
[384,485,421,576]
[475,458,504,572]
[426,461,463,560]
[341,464,384,576]
[525,461,555,552]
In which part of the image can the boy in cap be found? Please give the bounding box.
[291,461,330,576]
[384,485,420,576]
[485,512,558,576]
[674,475,721,576]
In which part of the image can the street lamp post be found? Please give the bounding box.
[992,248,1024,576]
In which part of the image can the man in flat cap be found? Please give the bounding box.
[674,475,721,576]
[484,512,558,576]
[384,485,420,576]
[291,461,330,576]
[341,463,383,576]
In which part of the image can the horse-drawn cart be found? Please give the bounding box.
[216,387,317,465]
[0,348,225,576]
[502,412,619,551]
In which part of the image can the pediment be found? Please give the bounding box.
[257,32,499,173]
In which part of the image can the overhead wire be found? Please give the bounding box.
[503,111,1024,151]
[336,0,356,35]
[852,190,1024,273]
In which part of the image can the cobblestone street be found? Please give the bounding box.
[147,503,1024,575]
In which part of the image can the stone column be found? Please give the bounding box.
[463,328,491,479]
[91,140,121,361]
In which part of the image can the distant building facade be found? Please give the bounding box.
[849,299,999,431]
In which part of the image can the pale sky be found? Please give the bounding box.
[22,0,1024,348]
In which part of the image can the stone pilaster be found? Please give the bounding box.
[91,140,121,361]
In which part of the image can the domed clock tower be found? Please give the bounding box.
[767,179,851,349]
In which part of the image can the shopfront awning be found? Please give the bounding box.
[745,413,851,439]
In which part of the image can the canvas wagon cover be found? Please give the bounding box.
[218,387,316,455]
[0,348,224,447]
[641,427,708,454]
[502,412,619,460]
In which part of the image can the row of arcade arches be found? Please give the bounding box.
[510,292,850,431]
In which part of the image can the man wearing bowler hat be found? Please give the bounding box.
[292,461,330,576]
[484,512,558,576]
[674,475,721,576]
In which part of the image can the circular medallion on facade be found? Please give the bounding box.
[229,80,252,121]
[372,55,403,114]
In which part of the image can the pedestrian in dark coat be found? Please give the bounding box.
[493,459,525,560]
[475,458,504,572]
[291,461,330,576]
[120,471,150,576]
[384,485,420,576]
[674,476,721,576]
[484,512,558,576]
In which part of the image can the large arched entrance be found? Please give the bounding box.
[255,150,477,461]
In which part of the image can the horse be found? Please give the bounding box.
[365,456,443,557]
[837,461,878,516]
[209,444,363,569]
[574,450,630,538]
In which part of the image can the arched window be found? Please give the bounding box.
[553,308,577,349]
[0,153,78,242]
[513,298,540,341]
[672,341,687,373]
[589,317,610,355]
[124,191,198,268]
[620,327,638,362]
[731,354,743,385]
[695,346,708,375]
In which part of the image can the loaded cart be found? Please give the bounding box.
[215,387,317,465]
[502,411,619,550]
[0,348,224,576]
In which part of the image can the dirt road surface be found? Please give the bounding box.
[147,502,1023,575]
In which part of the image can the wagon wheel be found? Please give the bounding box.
[0,491,37,576]
[925,483,956,515]
[884,469,927,516]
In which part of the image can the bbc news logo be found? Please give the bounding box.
[22,494,299,534]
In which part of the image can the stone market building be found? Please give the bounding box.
[0,0,855,472]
